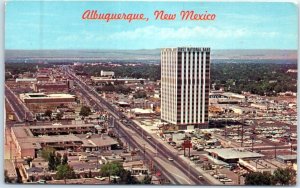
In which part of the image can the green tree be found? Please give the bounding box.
[62,154,68,165]
[44,109,52,119]
[55,164,76,184]
[55,153,62,167]
[41,147,56,160]
[100,162,123,177]
[79,106,91,117]
[48,152,56,171]
[119,169,139,184]
[244,171,273,185]
[140,175,152,184]
[273,167,296,185]
[100,162,140,184]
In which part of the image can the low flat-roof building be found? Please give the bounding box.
[11,123,118,158]
[91,76,145,85]
[100,70,115,77]
[206,148,264,163]
[19,93,76,113]
[16,78,37,83]
[239,158,288,174]
[276,155,297,164]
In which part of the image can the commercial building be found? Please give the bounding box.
[91,77,145,85]
[100,70,115,77]
[11,123,118,158]
[19,93,76,113]
[161,47,210,130]
[206,148,264,163]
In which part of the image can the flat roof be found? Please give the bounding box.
[29,123,95,130]
[16,78,37,82]
[91,77,145,81]
[4,160,17,178]
[21,93,75,99]
[132,108,154,114]
[12,127,34,138]
[76,134,118,147]
[277,155,297,161]
[18,141,42,150]
[206,148,264,160]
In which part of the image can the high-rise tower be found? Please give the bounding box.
[161,47,210,130]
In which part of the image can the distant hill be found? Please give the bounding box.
[5,49,297,63]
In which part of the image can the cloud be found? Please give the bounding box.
[108,25,279,41]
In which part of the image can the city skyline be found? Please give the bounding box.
[6,1,298,50]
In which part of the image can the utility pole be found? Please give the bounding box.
[241,119,244,147]
[274,143,277,159]
[143,144,146,161]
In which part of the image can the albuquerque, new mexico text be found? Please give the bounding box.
[82,10,216,22]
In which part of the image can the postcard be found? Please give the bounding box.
[4,1,298,185]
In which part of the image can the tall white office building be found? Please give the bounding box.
[161,47,210,130]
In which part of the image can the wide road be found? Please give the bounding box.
[63,66,212,185]
[5,85,34,122]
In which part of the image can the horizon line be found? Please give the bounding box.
[5,48,298,51]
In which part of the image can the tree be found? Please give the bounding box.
[100,162,123,177]
[55,153,62,168]
[48,152,56,171]
[41,147,56,160]
[140,175,152,184]
[55,164,76,184]
[62,154,68,165]
[44,109,52,119]
[273,167,296,185]
[99,162,141,184]
[244,171,273,185]
[119,169,139,184]
[79,106,91,117]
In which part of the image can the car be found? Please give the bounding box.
[147,136,152,139]
[94,176,106,181]
[198,176,203,179]
[168,157,174,161]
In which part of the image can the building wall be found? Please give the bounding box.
[161,47,210,129]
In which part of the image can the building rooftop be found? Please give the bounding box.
[28,123,95,130]
[16,78,37,82]
[11,127,34,138]
[206,148,264,160]
[20,93,75,99]
[277,155,297,161]
[91,77,145,81]
[4,160,17,179]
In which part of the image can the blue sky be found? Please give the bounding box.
[5,1,298,50]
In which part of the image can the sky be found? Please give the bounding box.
[5,1,298,50]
